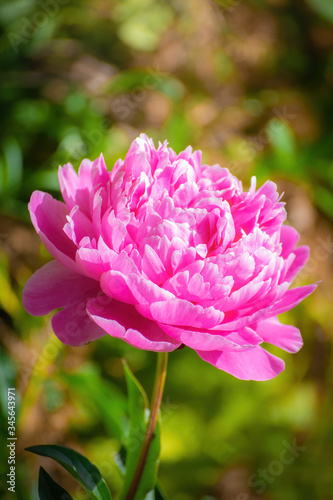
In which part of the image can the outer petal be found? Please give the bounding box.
[52,303,106,346]
[280,225,300,257]
[209,283,317,332]
[196,346,285,381]
[254,317,303,353]
[267,284,317,317]
[159,323,262,351]
[28,191,78,271]
[87,297,181,352]
[284,246,309,283]
[23,260,100,316]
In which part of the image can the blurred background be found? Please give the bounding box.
[0,0,333,499]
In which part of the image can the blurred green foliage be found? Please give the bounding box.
[0,0,333,499]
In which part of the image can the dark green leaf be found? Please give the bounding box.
[116,445,127,473]
[154,481,168,500]
[26,444,111,500]
[38,467,73,500]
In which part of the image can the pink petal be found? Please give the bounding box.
[101,271,137,304]
[63,206,95,246]
[101,210,130,253]
[58,162,91,216]
[280,225,300,257]
[52,302,107,346]
[87,297,181,352]
[173,181,199,207]
[28,191,78,271]
[76,247,112,280]
[90,154,110,187]
[58,155,109,218]
[214,280,267,312]
[150,299,224,328]
[196,346,285,380]
[142,245,168,284]
[268,284,317,316]
[210,283,317,332]
[119,272,174,305]
[23,260,100,316]
[284,246,309,282]
[254,317,303,353]
[159,323,262,351]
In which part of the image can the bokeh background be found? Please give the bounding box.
[1,0,333,499]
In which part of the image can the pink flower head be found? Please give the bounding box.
[23,135,316,380]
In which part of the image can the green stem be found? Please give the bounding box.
[125,351,168,500]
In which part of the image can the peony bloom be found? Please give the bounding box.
[23,135,316,380]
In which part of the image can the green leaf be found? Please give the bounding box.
[38,467,73,500]
[26,444,112,500]
[121,361,161,500]
[3,136,23,194]
[305,0,333,22]
[108,69,184,102]
[154,481,168,500]
[267,119,296,171]
[60,364,127,440]
[314,185,333,221]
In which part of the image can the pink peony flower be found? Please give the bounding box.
[23,135,316,380]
